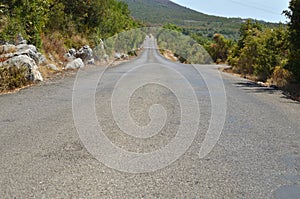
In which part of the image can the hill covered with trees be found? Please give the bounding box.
[120,0,278,39]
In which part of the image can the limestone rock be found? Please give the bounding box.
[1,55,43,81]
[76,45,93,63]
[114,53,122,60]
[16,44,37,53]
[87,58,95,65]
[16,33,27,45]
[0,44,16,55]
[47,64,59,71]
[65,58,84,70]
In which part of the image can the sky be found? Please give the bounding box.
[171,0,290,23]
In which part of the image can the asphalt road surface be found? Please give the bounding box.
[1,38,300,198]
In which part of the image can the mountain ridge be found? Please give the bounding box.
[121,0,242,24]
[121,0,277,39]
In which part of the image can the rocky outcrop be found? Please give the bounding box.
[16,44,36,52]
[76,46,93,63]
[0,40,45,81]
[0,44,16,55]
[114,52,129,60]
[47,64,59,71]
[0,55,43,81]
[64,48,76,62]
[64,45,95,67]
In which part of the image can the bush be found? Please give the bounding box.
[205,34,234,63]
[1,0,138,48]
[284,0,300,82]
[226,22,289,81]
[272,66,292,87]
[41,32,67,63]
[0,66,30,92]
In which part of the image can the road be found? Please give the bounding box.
[0,38,300,198]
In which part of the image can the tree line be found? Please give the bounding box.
[0,0,139,49]
[190,0,299,86]
[1,0,299,87]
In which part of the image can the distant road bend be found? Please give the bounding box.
[0,37,300,198]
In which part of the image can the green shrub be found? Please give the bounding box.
[226,22,289,81]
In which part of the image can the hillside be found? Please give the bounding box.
[120,0,277,39]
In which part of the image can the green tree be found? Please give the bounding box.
[227,21,289,81]
[284,0,300,81]
[1,0,52,47]
[238,19,262,49]
[206,34,234,63]
[46,0,67,32]
[253,27,289,81]
[163,23,183,33]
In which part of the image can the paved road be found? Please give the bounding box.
[1,38,300,198]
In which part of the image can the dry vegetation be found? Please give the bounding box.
[0,67,30,92]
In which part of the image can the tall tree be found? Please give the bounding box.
[284,0,300,81]
[1,0,52,47]
[238,19,262,49]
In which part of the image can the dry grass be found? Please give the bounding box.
[41,32,66,65]
[62,34,89,50]
[159,49,178,62]
[0,66,31,92]
[0,15,8,34]
[271,66,292,88]
[0,31,94,94]
[38,64,60,80]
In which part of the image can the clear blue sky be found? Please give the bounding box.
[172,0,290,23]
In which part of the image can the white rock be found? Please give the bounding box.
[257,81,267,87]
[48,53,55,62]
[87,58,95,65]
[65,58,84,70]
[18,49,39,64]
[0,53,15,60]
[104,54,109,62]
[121,53,129,60]
[1,55,43,81]
[0,48,39,65]
[47,64,59,71]
[76,45,93,62]
[32,68,43,81]
[16,44,37,53]
[69,48,76,56]
[37,52,47,65]
[0,44,16,55]
[114,53,122,60]
[64,53,76,62]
